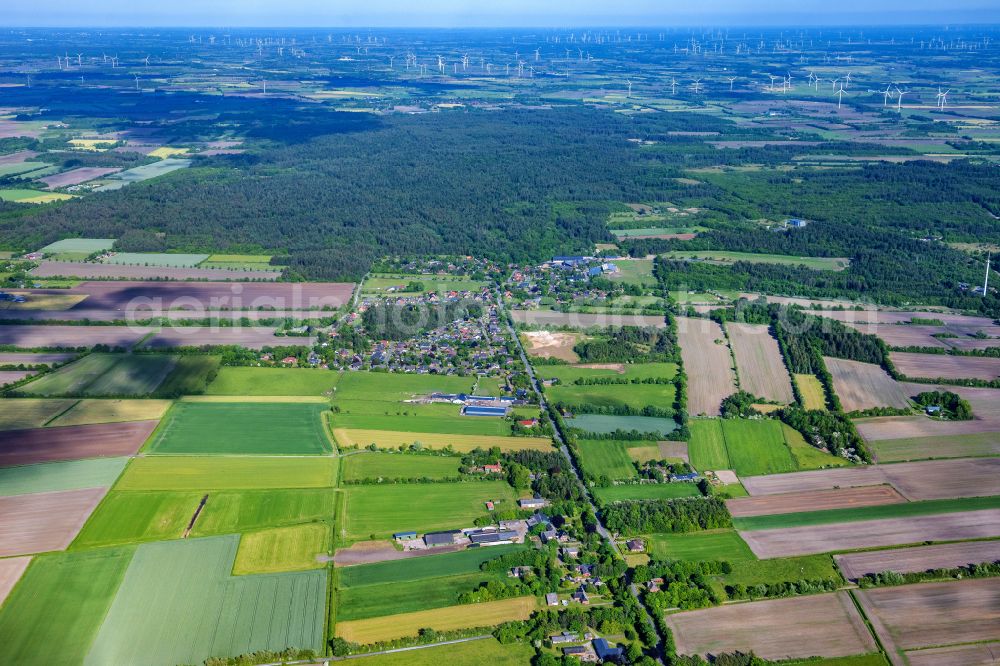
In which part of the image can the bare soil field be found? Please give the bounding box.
[143,327,311,350]
[0,352,77,365]
[0,325,151,349]
[0,556,31,607]
[0,150,39,165]
[726,323,794,403]
[666,591,876,661]
[855,578,1000,656]
[0,487,107,556]
[835,540,1000,580]
[906,642,1000,666]
[659,441,689,462]
[0,370,35,386]
[511,310,667,329]
[39,167,121,189]
[741,458,1000,500]
[824,357,910,412]
[520,330,582,362]
[741,509,1000,558]
[891,352,1000,381]
[30,260,282,281]
[0,420,156,467]
[808,310,996,328]
[858,384,1000,442]
[4,308,334,322]
[62,280,355,311]
[333,540,465,566]
[727,485,907,518]
[677,317,737,416]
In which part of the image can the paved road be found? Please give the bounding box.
[498,289,664,662]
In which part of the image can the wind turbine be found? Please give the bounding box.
[881,84,894,107]
[134,74,140,91]
[388,55,394,69]
[670,77,677,95]
[768,74,777,91]
[144,56,150,67]
[843,71,852,88]
[835,83,846,109]
[691,78,703,93]
[937,87,951,110]
[76,53,82,66]
[895,86,908,111]
[984,253,992,296]
[728,76,737,91]
[626,79,632,97]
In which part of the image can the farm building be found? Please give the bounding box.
[519,497,549,509]
[551,632,578,645]
[462,405,508,417]
[594,638,624,663]
[423,530,461,546]
[392,531,416,541]
[469,529,519,545]
[670,472,700,482]
[546,593,560,606]
[541,528,558,543]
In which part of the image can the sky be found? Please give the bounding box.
[3,0,999,27]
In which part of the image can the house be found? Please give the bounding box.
[517,418,538,427]
[540,528,558,543]
[670,472,700,482]
[519,497,549,510]
[393,531,416,541]
[482,463,503,474]
[509,566,532,579]
[626,539,645,553]
[593,638,624,663]
[561,546,580,559]
[280,356,298,365]
[485,501,495,511]
[926,405,942,415]
[787,218,809,228]
[546,592,560,606]
[423,530,460,546]
[526,512,550,528]
[572,587,590,604]
[550,631,578,645]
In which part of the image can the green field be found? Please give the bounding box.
[50,398,172,426]
[688,419,730,470]
[784,423,850,469]
[594,483,702,502]
[342,452,462,481]
[346,637,535,665]
[333,400,510,436]
[361,274,487,295]
[336,371,476,402]
[868,432,1000,462]
[0,397,77,429]
[564,414,677,436]
[721,554,843,586]
[147,401,332,455]
[535,363,678,383]
[342,481,514,541]
[577,440,640,480]
[73,491,201,548]
[648,529,756,562]
[17,353,176,397]
[233,523,329,574]
[735,495,1000,531]
[664,251,850,271]
[38,238,116,254]
[546,382,675,413]
[722,420,797,476]
[339,544,524,587]
[103,252,208,267]
[86,535,326,665]
[336,545,524,621]
[0,457,128,496]
[0,188,73,203]
[206,366,341,396]
[190,489,336,536]
[794,373,828,410]
[608,258,656,285]
[0,546,135,665]
[116,456,337,490]
[689,419,798,476]
[153,355,220,397]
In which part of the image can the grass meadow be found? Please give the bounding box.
[545,382,675,413]
[147,401,332,455]
[0,546,135,664]
[87,535,326,664]
[73,491,201,548]
[206,366,341,396]
[688,419,841,476]
[564,414,677,436]
[577,440,640,480]
[190,489,336,536]
[535,362,678,383]
[648,529,756,562]
[594,483,702,502]
[341,481,514,541]
[233,523,329,574]
[116,456,337,490]
[794,374,828,410]
[332,400,511,436]
[342,452,462,481]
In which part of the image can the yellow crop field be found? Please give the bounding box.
[794,374,828,410]
[335,597,539,644]
[68,138,114,151]
[333,428,553,453]
[51,399,173,426]
[148,147,190,159]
